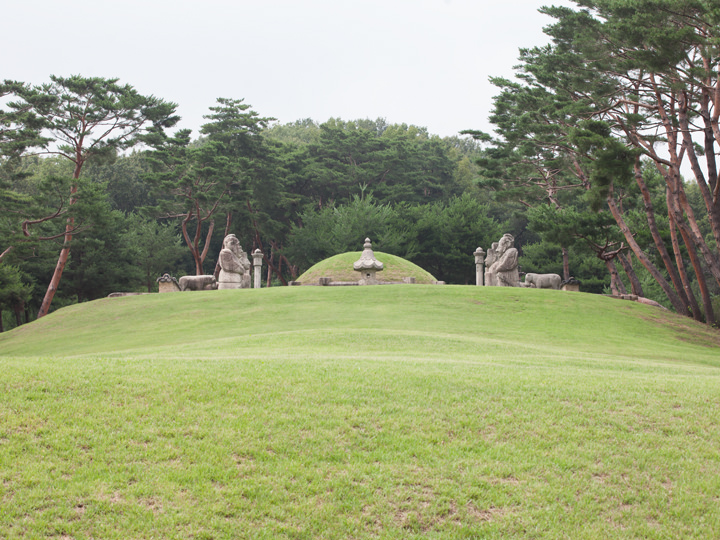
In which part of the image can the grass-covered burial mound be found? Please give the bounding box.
[296,251,438,284]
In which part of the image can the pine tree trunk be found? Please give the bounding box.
[38,242,70,318]
[37,178,78,319]
[198,220,215,275]
[604,259,625,296]
[679,93,720,252]
[181,215,204,276]
[13,301,24,327]
[606,191,688,315]
[0,246,13,263]
[36,157,82,319]
[676,220,716,326]
[616,252,643,297]
[668,214,702,321]
[688,246,716,326]
[667,168,720,289]
[634,162,689,307]
[561,246,570,280]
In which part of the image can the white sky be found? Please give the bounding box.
[2,0,572,139]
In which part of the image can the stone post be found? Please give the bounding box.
[252,249,263,289]
[473,247,485,286]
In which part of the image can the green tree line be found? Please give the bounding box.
[464,0,720,325]
[3,1,720,331]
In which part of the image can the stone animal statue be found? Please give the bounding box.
[178,275,217,291]
[524,273,562,290]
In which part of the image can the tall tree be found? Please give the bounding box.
[0,80,50,263]
[13,75,178,317]
[146,98,273,275]
[539,1,720,322]
[468,3,720,322]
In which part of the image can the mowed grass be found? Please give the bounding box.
[1,286,720,539]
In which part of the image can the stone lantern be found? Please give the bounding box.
[353,238,384,285]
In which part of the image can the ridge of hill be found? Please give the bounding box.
[1,285,717,363]
[3,286,720,538]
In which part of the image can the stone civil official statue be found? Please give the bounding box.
[485,233,520,287]
[217,234,251,289]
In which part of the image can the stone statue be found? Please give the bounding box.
[485,233,520,287]
[524,273,562,290]
[217,234,251,289]
[179,275,217,291]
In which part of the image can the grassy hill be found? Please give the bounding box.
[1,286,719,539]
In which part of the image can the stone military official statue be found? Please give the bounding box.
[217,234,251,289]
[485,233,520,287]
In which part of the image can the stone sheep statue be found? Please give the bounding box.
[524,273,562,290]
[178,275,217,291]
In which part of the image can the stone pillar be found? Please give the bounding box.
[252,249,263,289]
[473,247,485,286]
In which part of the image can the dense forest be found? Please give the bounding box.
[2,0,720,330]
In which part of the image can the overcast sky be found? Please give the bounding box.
[3,0,572,139]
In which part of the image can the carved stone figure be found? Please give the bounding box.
[525,273,562,290]
[485,233,520,287]
[217,234,251,289]
[483,242,499,284]
[179,275,217,291]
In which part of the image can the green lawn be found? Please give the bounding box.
[1,286,719,539]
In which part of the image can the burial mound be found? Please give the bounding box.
[296,251,438,285]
